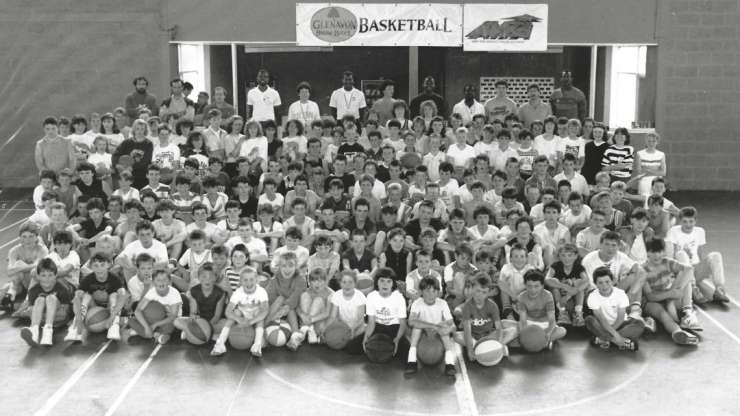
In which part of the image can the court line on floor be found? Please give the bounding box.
[454,344,480,416]
[702,282,740,309]
[225,358,253,416]
[263,368,459,416]
[0,201,22,224]
[0,237,19,251]
[696,308,740,346]
[33,340,113,416]
[0,217,26,233]
[0,122,26,153]
[103,344,162,416]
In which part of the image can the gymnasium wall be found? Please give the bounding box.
[656,0,740,191]
[0,0,172,187]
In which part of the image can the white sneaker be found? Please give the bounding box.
[680,309,703,331]
[107,323,121,341]
[40,326,53,346]
[644,317,657,333]
[64,325,81,342]
[21,326,40,347]
[211,342,227,356]
[307,327,319,344]
[250,342,262,357]
[287,331,304,351]
[180,330,188,340]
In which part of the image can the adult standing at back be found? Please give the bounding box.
[287,82,321,128]
[160,78,195,122]
[484,80,518,123]
[451,84,485,126]
[35,117,77,174]
[330,71,367,121]
[247,68,282,123]
[410,76,447,119]
[124,76,158,120]
[203,87,236,125]
[370,79,396,125]
[550,70,587,121]
[518,84,552,129]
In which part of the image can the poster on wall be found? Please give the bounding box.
[463,4,548,51]
[296,3,462,46]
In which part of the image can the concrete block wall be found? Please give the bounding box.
[0,0,171,187]
[657,0,740,190]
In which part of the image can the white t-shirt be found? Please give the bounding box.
[330,289,366,328]
[500,263,534,297]
[185,222,219,244]
[473,141,496,157]
[239,136,269,162]
[559,137,586,160]
[587,287,629,326]
[437,179,459,212]
[127,275,148,302]
[153,143,181,169]
[409,297,452,325]
[533,222,570,251]
[554,171,589,197]
[533,135,561,165]
[365,290,407,326]
[144,286,183,309]
[666,226,705,265]
[287,100,321,128]
[121,239,169,264]
[282,135,308,155]
[224,236,268,259]
[47,251,81,286]
[352,179,387,200]
[329,87,367,119]
[230,285,269,319]
[446,144,476,168]
[382,138,405,154]
[103,133,125,148]
[247,87,282,122]
[560,205,592,228]
[87,152,112,170]
[581,250,636,285]
[178,248,213,269]
[113,187,140,203]
[489,147,518,172]
[451,100,485,125]
[258,193,284,211]
[423,152,446,182]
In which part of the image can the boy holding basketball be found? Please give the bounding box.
[20,259,74,347]
[123,269,182,345]
[212,267,268,356]
[516,270,566,349]
[297,269,333,345]
[175,264,226,344]
[65,253,128,342]
[406,277,457,376]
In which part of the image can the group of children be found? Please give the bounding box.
[8,94,731,378]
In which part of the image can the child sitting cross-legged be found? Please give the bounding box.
[545,244,588,327]
[296,269,333,346]
[20,259,74,347]
[516,270,567,349]
[585,266,644,351]
[211,266,267,356]
[122,269,182,345]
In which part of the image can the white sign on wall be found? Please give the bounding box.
[463,4,548,51]
[296,3,463,46]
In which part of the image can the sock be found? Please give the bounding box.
[575,305,583,313]
[444,350,456,365]
[31,324,40,331]
[300,325,310,334]
[217,326,231,345]
[129,328,138,336]
[43,324,52,329]
[112,315,120,325]
[407,347,417,362]
[8,286,16,299]
[254,327,264,346]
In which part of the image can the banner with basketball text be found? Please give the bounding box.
[463,4,548,51]
[296,3,462,46]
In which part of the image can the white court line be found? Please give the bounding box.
[697,308,740,346]
[33,340,113,416]
[0,217,26,233]
[454,344,480,416]
[0,201,22,224]
[702,281,740,309]
[225,358,253,416]
[0,237,19,251]
[0,122,27,153]
[103,344,162,416]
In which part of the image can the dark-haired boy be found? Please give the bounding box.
[20,259,73,346]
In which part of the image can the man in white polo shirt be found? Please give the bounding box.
[330,71,367,121]
[247,68,282,122]
[451,84,485,126]
[287,81,321,128]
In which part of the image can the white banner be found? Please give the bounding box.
[463,4,548,51]
[296,3,462,46]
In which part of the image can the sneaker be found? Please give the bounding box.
[211,342,227,356]
[21,326,39,347]
[40,326,53,346]
[11,300,29,319]
[692,286,708,304]
[644,317,657,333]
[509,338,521,348]
[180,330,187,340]
[287,332,304,351]
[250,342,262,357]
[557,311,571,326]
[156,333,170,345]
[572,312,585,327]
[444,364,457,376]
[619,339,638,351]
[547,341,554,350]
[0,294,14,313]
[107,323,120,341]
[713,288,730,304]
[307,327,319,344]
[672,330,699,345]
[503,345,510,357]
[64,326,81,342]
[593,337,610,350]
[404,361,418,375]
[680,309,703,332]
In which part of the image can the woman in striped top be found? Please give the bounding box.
[601,127,634,182]
[633,131,666,196]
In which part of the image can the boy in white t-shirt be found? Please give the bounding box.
[585,266,644,350]
[405,277,457,376]
[126,253,154,310]
[211,267,269,356]
[123,270,182,345]
[533,201,571,267]
[666,206,729,304]
[363,268,408,359]
[422,135,446,182]
[175,230,212,291]
[46,230,81,288]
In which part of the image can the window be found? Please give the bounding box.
[608,46,647,128]
[178,44,206,97]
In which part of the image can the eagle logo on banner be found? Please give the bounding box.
[465,14,542,40]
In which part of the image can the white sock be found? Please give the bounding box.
[445,350,456,365]
[408,347,417,362]
[575,305,583,313]
[43,324,52,330]
[254,327,264,346]
[217,326,231,345]
[300,325,310,334]
[112,315,120,325]
[8,286,16,299]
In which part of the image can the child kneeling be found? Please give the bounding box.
[122,270,182,344]
[211,266,268,356]
[406,277,457,376]
[20,259,73,346]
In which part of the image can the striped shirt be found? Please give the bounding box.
[172,192,200,223]
[601,145,634,179]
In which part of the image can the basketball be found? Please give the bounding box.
[520,325,549,352]
[185,318,213,345]
[324,321,352,350]
[228,325,255,350]
[84,306,110,333]
[143,301,167,323]
[417,331,445,365]
[365,333,395,363]
[266,323,291,347]
[474,339,505,367]
[95,165,111,179]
